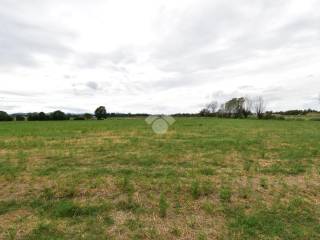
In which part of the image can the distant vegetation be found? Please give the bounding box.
[0,106,149,122]
[1,96,320,122]
[199,96,320,120]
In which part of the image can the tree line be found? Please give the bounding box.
[0,106,107,121]
[199,95,320,120]
[199,96,266,119]
[0,106,151,121]
[0,96,319,121]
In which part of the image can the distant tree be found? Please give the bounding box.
[242,97,252,118]
[0,111,13,121]
[84,113,93,120]
[38,112,48,121]
[199,108,210,116]
[224,99,234,117]
[253,96,266,119]
[15,115,25,121]
[27,112,39,121]
[224,97,245,118]
[50,110,68,120]
[73,116,85,120]
[95,106,107,120]
[206,101,218,114]
[217,103,227,117]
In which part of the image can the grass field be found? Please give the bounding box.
[0,118,320,239]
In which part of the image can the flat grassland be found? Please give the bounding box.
[0,118,320,239]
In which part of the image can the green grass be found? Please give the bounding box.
[0,118,320,239]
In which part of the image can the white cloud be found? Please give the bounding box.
[0,0,320,113]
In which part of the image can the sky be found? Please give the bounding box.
[0,0,320,114]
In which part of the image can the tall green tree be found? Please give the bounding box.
[0,111,13,121]
[50,110,68,120]
[225,98,245,118]
[95,106,107,120]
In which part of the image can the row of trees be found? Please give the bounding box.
[1,95,320,121]
[200,96,266,119]
[272,109,318,116]
[0,111,13,121]
[0,106,108,121]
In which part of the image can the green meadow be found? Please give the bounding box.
[0,118,320,239]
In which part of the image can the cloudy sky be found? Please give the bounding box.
[1,0,320,114]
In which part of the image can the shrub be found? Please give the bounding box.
[0,111,13,121]
[73,117,85,120]
[38,112,48,121]
[27,112,40,121]
[15,115,25,121]
[95,106,107,120]
[310,118,320,121]
[50,110,68,120]
[84,113,93,120]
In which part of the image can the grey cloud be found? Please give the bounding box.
[0,5,74,69]
[86,81,99,90]
[1,0,320,113]
[151,0,320,74]
[0,90,41,97]
[207,90,250,102]
[0,105,18,111]
[206,86,288,109]
[150,74,197,90]
[76,47,137,69]
[262,86,288,102]
[71,81,105,96]
[46,106,89,113]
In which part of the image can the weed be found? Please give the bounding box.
[116,200,142,213]
[259,177,268,189]
[121,176,135,202]
[5,227,17,240]
[0,200,20,215]
[170,226,181,237]
[197,232,208,240]
[201,180,214,196]
[201,201,215,215]
[25,223,63,240]
[199,167,215,176]
[191,180,200,199]
[227,198,320,239]
[243,159,253,172]
[159,193,169,218]
[41,188,55,200]
[219,186,232,203]
[125,218,143,231]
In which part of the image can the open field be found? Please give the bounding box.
[0,118,320,239]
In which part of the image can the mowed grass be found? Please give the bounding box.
[0,118,320,239]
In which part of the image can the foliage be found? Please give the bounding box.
[94,106,107,120]
[0,111,13,121]
[15,115,25,121]
[50,110,68,120]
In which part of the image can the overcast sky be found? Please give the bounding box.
[1,0,320,114]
